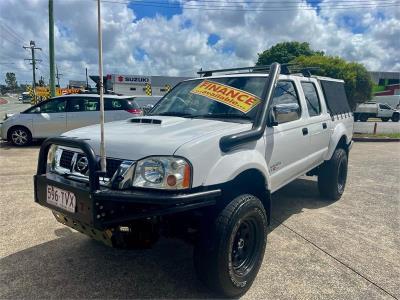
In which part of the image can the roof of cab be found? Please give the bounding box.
[182,72,343,83]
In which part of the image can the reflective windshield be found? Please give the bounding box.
[150,76,268,121]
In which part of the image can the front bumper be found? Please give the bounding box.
[34,137,221,234]
[34,173,220,230]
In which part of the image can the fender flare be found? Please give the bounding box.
[325,123,350,160]
[203,148,271,189]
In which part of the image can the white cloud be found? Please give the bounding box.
[0,0,399,87]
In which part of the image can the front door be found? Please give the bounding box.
[265,80,311,192]
[32,98,67,138]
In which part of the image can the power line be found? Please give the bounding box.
[0,21,25,43]
[98,0,400,11]
[179,0,398,3]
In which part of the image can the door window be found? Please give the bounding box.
[379,104,391,110]
[271,81,301,123]
[67,98,99,112]
[301,82,321,117]
[39,98,66,113]
[104,98,139,110]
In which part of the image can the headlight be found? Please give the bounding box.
[132,156,191,190]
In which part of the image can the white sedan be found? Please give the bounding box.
[0,94,150,146]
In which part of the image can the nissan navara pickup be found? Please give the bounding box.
[34,63,354,298]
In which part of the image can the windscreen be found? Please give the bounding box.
[150,77,268,121]
[319,80,351,114]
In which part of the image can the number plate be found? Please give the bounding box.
[46,185,76,213]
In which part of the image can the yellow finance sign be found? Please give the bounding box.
[190,80,261,113]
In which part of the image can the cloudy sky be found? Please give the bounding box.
[0,0,399,86]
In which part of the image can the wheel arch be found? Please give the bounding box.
[7,124,32,141]
[222,168,271,225]
[325,123,351,160]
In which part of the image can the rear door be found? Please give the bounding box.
[104,98,141,120]
[300,79,331,165]
[66,97,100,131]
[32,98,67,137]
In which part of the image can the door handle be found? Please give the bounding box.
[302,128,308,135]
[322,122,327,129]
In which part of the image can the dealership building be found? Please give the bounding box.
[105,74,192,96]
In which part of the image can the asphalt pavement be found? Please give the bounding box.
[0,96,31,120]
[0,141,399,299]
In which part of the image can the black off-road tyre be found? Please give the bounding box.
[381,117,389,122]
[318,148,348,200]
[360,114,368,122]
[8,126,32,147]
[193,194,268,298]
[392,113,400,122]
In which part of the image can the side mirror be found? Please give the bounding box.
[34,106,41,113]
[267,107,278,126]
[270,103,300,125]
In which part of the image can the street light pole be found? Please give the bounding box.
[97,0,106,174]
[49,0,56,97]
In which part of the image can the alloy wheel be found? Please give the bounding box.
[11,129,28,146]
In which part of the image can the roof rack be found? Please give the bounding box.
[197,63,319,78]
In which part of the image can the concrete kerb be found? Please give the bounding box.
[353,137,400,142]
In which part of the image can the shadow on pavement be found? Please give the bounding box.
[270,178,335,231]
[0,178,333,299]
[0,140,42,149]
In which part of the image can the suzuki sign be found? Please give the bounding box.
[114,75,151,84]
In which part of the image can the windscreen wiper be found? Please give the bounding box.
[191,113,252,120]
[150,112,193,117]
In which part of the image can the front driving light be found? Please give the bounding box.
[132,156,191,190]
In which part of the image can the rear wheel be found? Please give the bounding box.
[381,117,389,122]
[194,194,267,298]
[318,148,348,200]
[9,126,32,146]
[360,114,368,122]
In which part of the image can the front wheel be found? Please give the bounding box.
[318,148,348,200]
[392,113,400,122]
[194,194,268,298]
[9,126,32,146]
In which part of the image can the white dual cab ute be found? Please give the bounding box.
[354,101,400,122]
[34,63,353,298]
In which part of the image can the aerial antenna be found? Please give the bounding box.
[97,0,106,174]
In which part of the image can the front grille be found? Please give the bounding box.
[105,158,121,178]
[58,149,122,178]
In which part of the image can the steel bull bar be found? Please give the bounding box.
[34,137,221,245]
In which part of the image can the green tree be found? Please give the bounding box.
[292,55,373,109]
[5,72,18,91]
[256,41,323,66]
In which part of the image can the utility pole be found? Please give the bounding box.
[49,0,56,97]
[24,40,42,102]
[56,65,63,87]
[85,67,89,90]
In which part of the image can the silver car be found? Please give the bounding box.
[0,94,144,146]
